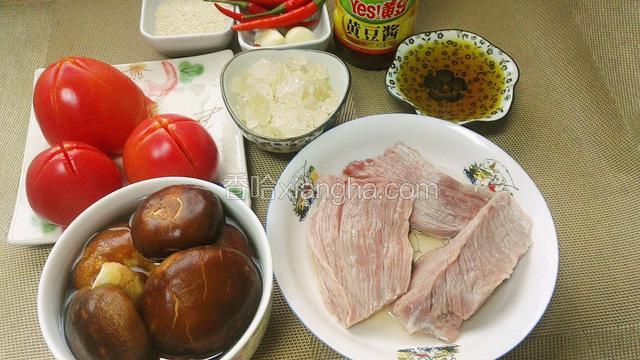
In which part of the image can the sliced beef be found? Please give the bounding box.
[307,176,414,327]
[392,192,533,342]
[344,142,493,239]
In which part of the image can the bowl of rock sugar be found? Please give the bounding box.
[140,0,234,55]
[221,49,351,153]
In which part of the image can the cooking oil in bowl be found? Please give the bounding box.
[395,38,507,122]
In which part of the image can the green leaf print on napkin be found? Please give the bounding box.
[31,214,58,234]
[178,61,204,84]
[228,187,246,200]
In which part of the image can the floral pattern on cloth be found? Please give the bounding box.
[397,345,459,359]
[123,63,150,79]
[287,162,318,221]
[178,61,205,84]
[31,215,57,234]
[464,159,518,193]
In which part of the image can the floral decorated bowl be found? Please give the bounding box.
[386,30,519,124]
[220,49,350,153]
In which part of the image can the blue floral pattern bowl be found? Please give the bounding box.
[386,30,519,124]
[221,49,350,153]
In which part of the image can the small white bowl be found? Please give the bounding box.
[220,49,350,153]
[38,177,273,360]
[237,4,331,51]
[140,0,234,56]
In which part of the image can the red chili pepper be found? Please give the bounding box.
[232,0,323,31]
[242,1,269,13]
[278,17,319,28]
[206,0,268,14]
[214,2,276,22]
[208,0,284,9]
[244,0,284,7]
[244,0,309,19]
[294,17,320,28]
[214,4,245,21]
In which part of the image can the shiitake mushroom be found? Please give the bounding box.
[216,223,256,259]
[72,223,156,289]
[131,185,224,259]
[65,284,156,360]
[66,185,260,359]
[141,246,261,357]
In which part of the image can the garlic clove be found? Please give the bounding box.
[255,29,286,47]
[284,27,315,44]
[92,262,146,305]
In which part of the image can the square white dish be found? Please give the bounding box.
[9,51,250,246]
[237,4,331,51]
[140,0,234,56]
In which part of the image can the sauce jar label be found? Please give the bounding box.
[333,0,417,54]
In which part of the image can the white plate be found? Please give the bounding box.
[9,51,250,246]
[266,114,558,360]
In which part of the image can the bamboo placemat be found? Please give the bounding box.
[1,0,639,359]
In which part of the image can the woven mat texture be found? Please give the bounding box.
[1,0,639,359]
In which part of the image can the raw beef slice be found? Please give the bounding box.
[344,142,494,239]
[308,175,414,327]
[392,191,533,342]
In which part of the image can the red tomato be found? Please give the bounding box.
[33,56,155,155]
[26,141,125,226]
[123,114,220,183]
